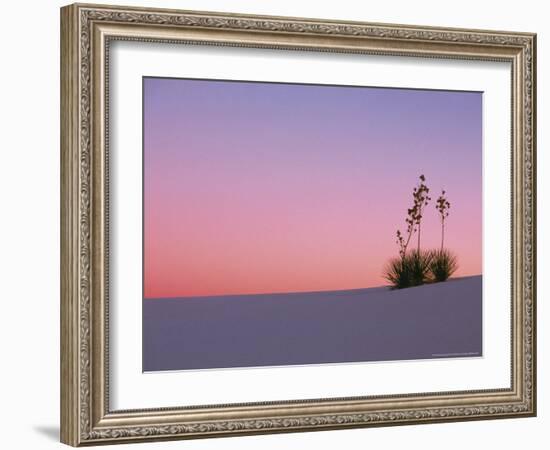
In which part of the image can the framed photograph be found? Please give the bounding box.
[60,3,537,446]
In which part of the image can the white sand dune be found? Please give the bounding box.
[143,275,482,371]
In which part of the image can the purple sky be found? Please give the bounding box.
[144,77,482,298]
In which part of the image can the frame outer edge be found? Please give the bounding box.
[61,2,537,445]
[529,33,536,416]
[61,4,81,447]
[533,33,537,417]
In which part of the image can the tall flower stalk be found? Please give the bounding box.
[413,175,431,252]
[435,190,451,251]
[395,175,431,258]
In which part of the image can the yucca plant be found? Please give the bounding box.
[429,249,458,282]
[384,257,412,290]
[408,250,434,286]
[385,175,459,289]
[385,250,433,289]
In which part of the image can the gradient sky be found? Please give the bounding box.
[144,77,482,298]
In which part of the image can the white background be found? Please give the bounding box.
[111,42,511,409]
[0,0,546,449]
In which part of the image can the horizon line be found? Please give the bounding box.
[144,274,482,301]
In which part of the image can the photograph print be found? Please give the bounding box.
[142,77,483,372]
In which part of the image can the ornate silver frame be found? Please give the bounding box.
[60,3,536,446]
